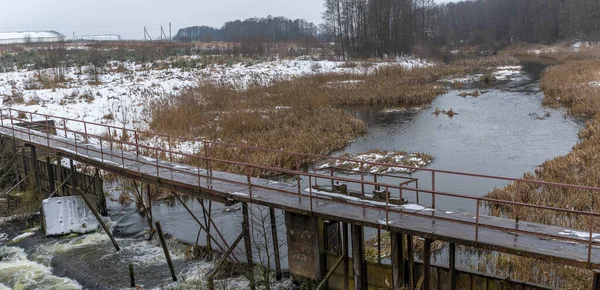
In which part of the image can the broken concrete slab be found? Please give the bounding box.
[42,196,99,237]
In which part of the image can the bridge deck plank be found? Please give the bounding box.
[2,125,599,269]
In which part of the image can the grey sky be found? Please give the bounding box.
[0,0,458,40]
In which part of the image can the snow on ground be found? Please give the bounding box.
[42,196,99,237]
[0,55,429,155]
[445,65,527,84]
[199,57,429,89]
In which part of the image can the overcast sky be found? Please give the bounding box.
[0,0,459,40]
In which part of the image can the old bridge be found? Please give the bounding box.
[1,108,600,290]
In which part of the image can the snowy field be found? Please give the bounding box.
[0,55,429,154]
[0,56,428,131]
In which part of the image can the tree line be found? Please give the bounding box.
[324,0,600,58]
[174,0,600,58]
[174,16,323,43]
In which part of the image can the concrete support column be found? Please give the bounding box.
[351,224,367,290]
[284,211,325,284]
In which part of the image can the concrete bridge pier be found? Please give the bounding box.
[285,211,326,286]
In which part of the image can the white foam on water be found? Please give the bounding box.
[0,246,82,289]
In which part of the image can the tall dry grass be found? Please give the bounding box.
[150,63,474,174]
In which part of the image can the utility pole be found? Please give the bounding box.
[169,22,172,41]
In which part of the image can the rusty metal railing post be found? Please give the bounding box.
[45,115,50,147]
[360,161,365,199]
[330,167,334,187]
[63,117,67,138]
[83,121,88,143]
[156,148,160,178]
[431,171,436,209]
[168,136,173,162]
[297,173,302,203]
[385,186,389,225]
[10,110,15,140]
[28,112,32,142]
[589,213,594,268]
[108,126,113,150]
[135,131,139,156]
[100,135,104,163]
[515,181,521,224]
[309,174,313,212]
[121,138,125,168]
[74,129,78,156]
[475,199,480,245]
[197,166,202,188]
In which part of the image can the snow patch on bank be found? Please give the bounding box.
[318,150,432,174]
[42,196,100,237]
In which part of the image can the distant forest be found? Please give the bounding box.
[173,16,322,43]
[176,0,600,58]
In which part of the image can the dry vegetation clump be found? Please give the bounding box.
[318,149,433,174]
[150,64,470,175]
[475,250,591,289]
[364,231,444,262]
[452,55,520,68]
[150,80,367,174]
[541,60,600,116]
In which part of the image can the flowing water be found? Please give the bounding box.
[339,59,581,212]
[0,59,582,288]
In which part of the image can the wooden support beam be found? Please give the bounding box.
[407,234,415,289]
[342,222,349,290]
[147,184,152,222]
[46,157,55,194]
[56,153,63,196]
[269,207,282,280]
[352,224,366,290]
[242,202,256,290]
[129,263,135,288]
[316,253,345,290]
[208,232,245,290]
[69,159,77,196]
[424,239,432,290]
[26,145,40,191]
[20,147,28,190]
[173,192,236,262]
[77,188,120,251]
[391,231,405,289]
[155,221,177,282]
[450,243,456,290]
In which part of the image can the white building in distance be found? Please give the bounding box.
[0,31,66,44]
[81,34,121,41]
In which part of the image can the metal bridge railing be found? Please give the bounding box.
[1,107,599,267]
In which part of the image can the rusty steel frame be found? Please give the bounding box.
[3,108,600,268]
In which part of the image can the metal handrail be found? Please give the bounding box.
[1,108,599,267]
